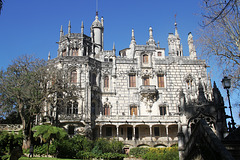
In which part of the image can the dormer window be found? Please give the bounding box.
[143,54,149,63]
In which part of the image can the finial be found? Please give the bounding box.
[147,26,156,46]
[131,28,135,40]
[174,14,179,38]
[60,25,63,39]
[157,41,160,48]
[81,21,84,34]
[68,20,71,34]
[48,52,51,60]
[113,42,116,51]
[96,0,98,16]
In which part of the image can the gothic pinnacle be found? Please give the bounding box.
[68,20,71,34]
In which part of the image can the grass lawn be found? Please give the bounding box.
[19,157,79,160]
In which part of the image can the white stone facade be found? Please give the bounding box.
[45,13,215,148]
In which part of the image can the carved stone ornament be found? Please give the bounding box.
[140,85,158,112]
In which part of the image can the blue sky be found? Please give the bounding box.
[0,0,239,125]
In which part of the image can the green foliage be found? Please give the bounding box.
[1,154,10,160]
[0,131,23,155]
[32,125,67,143]
[92,138,124,155]
[34,143,56,156]
[32,125,67,156]
[142,146,179,160]
[129,147,149,158]
[76,151,95,159]
[55,135,92,158]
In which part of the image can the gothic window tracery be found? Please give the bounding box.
[67,101,78,115]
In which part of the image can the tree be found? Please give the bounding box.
[40,62,79,126]
[32,125,67,157]
[0,0,3,14]
[201,0,239,26]
[198,0,240,90]
[0,55,46,149]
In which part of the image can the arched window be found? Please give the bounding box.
[73,101,78,114]
[70,70,77,84]
[67,102,72,115]
[104,76,109,88]
[143,54,148,63]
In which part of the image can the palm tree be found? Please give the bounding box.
[32,125,67,157]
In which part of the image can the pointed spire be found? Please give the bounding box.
[131,29,135,40]
[147,26,156,46]
[174,14,179,38]
[113,42,116,51]
[48,52,51,60]
[60,25,63,39]
[101,16,104,26]
[81,21,84,35]
[68,20,71,34]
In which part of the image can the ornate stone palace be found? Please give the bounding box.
[43,12,227,151]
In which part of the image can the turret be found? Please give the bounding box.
[168,21,183,57]
[91,12,104,55]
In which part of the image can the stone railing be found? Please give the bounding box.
[0,124,23,132]
[95,115,179,122]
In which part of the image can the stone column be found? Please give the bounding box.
[166,125,169,146]
[100,125,102,138]
[150,125,153,141]
[116,125,119,140]
[133,125,135,140]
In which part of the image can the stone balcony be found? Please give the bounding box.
[140,85,157,94]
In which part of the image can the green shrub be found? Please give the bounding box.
[0,131,23,155]
[76,151,95,159]
[1,154,10,160]
[142,147,179,160]
[33,143,56,156]
[129,147,149,158]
